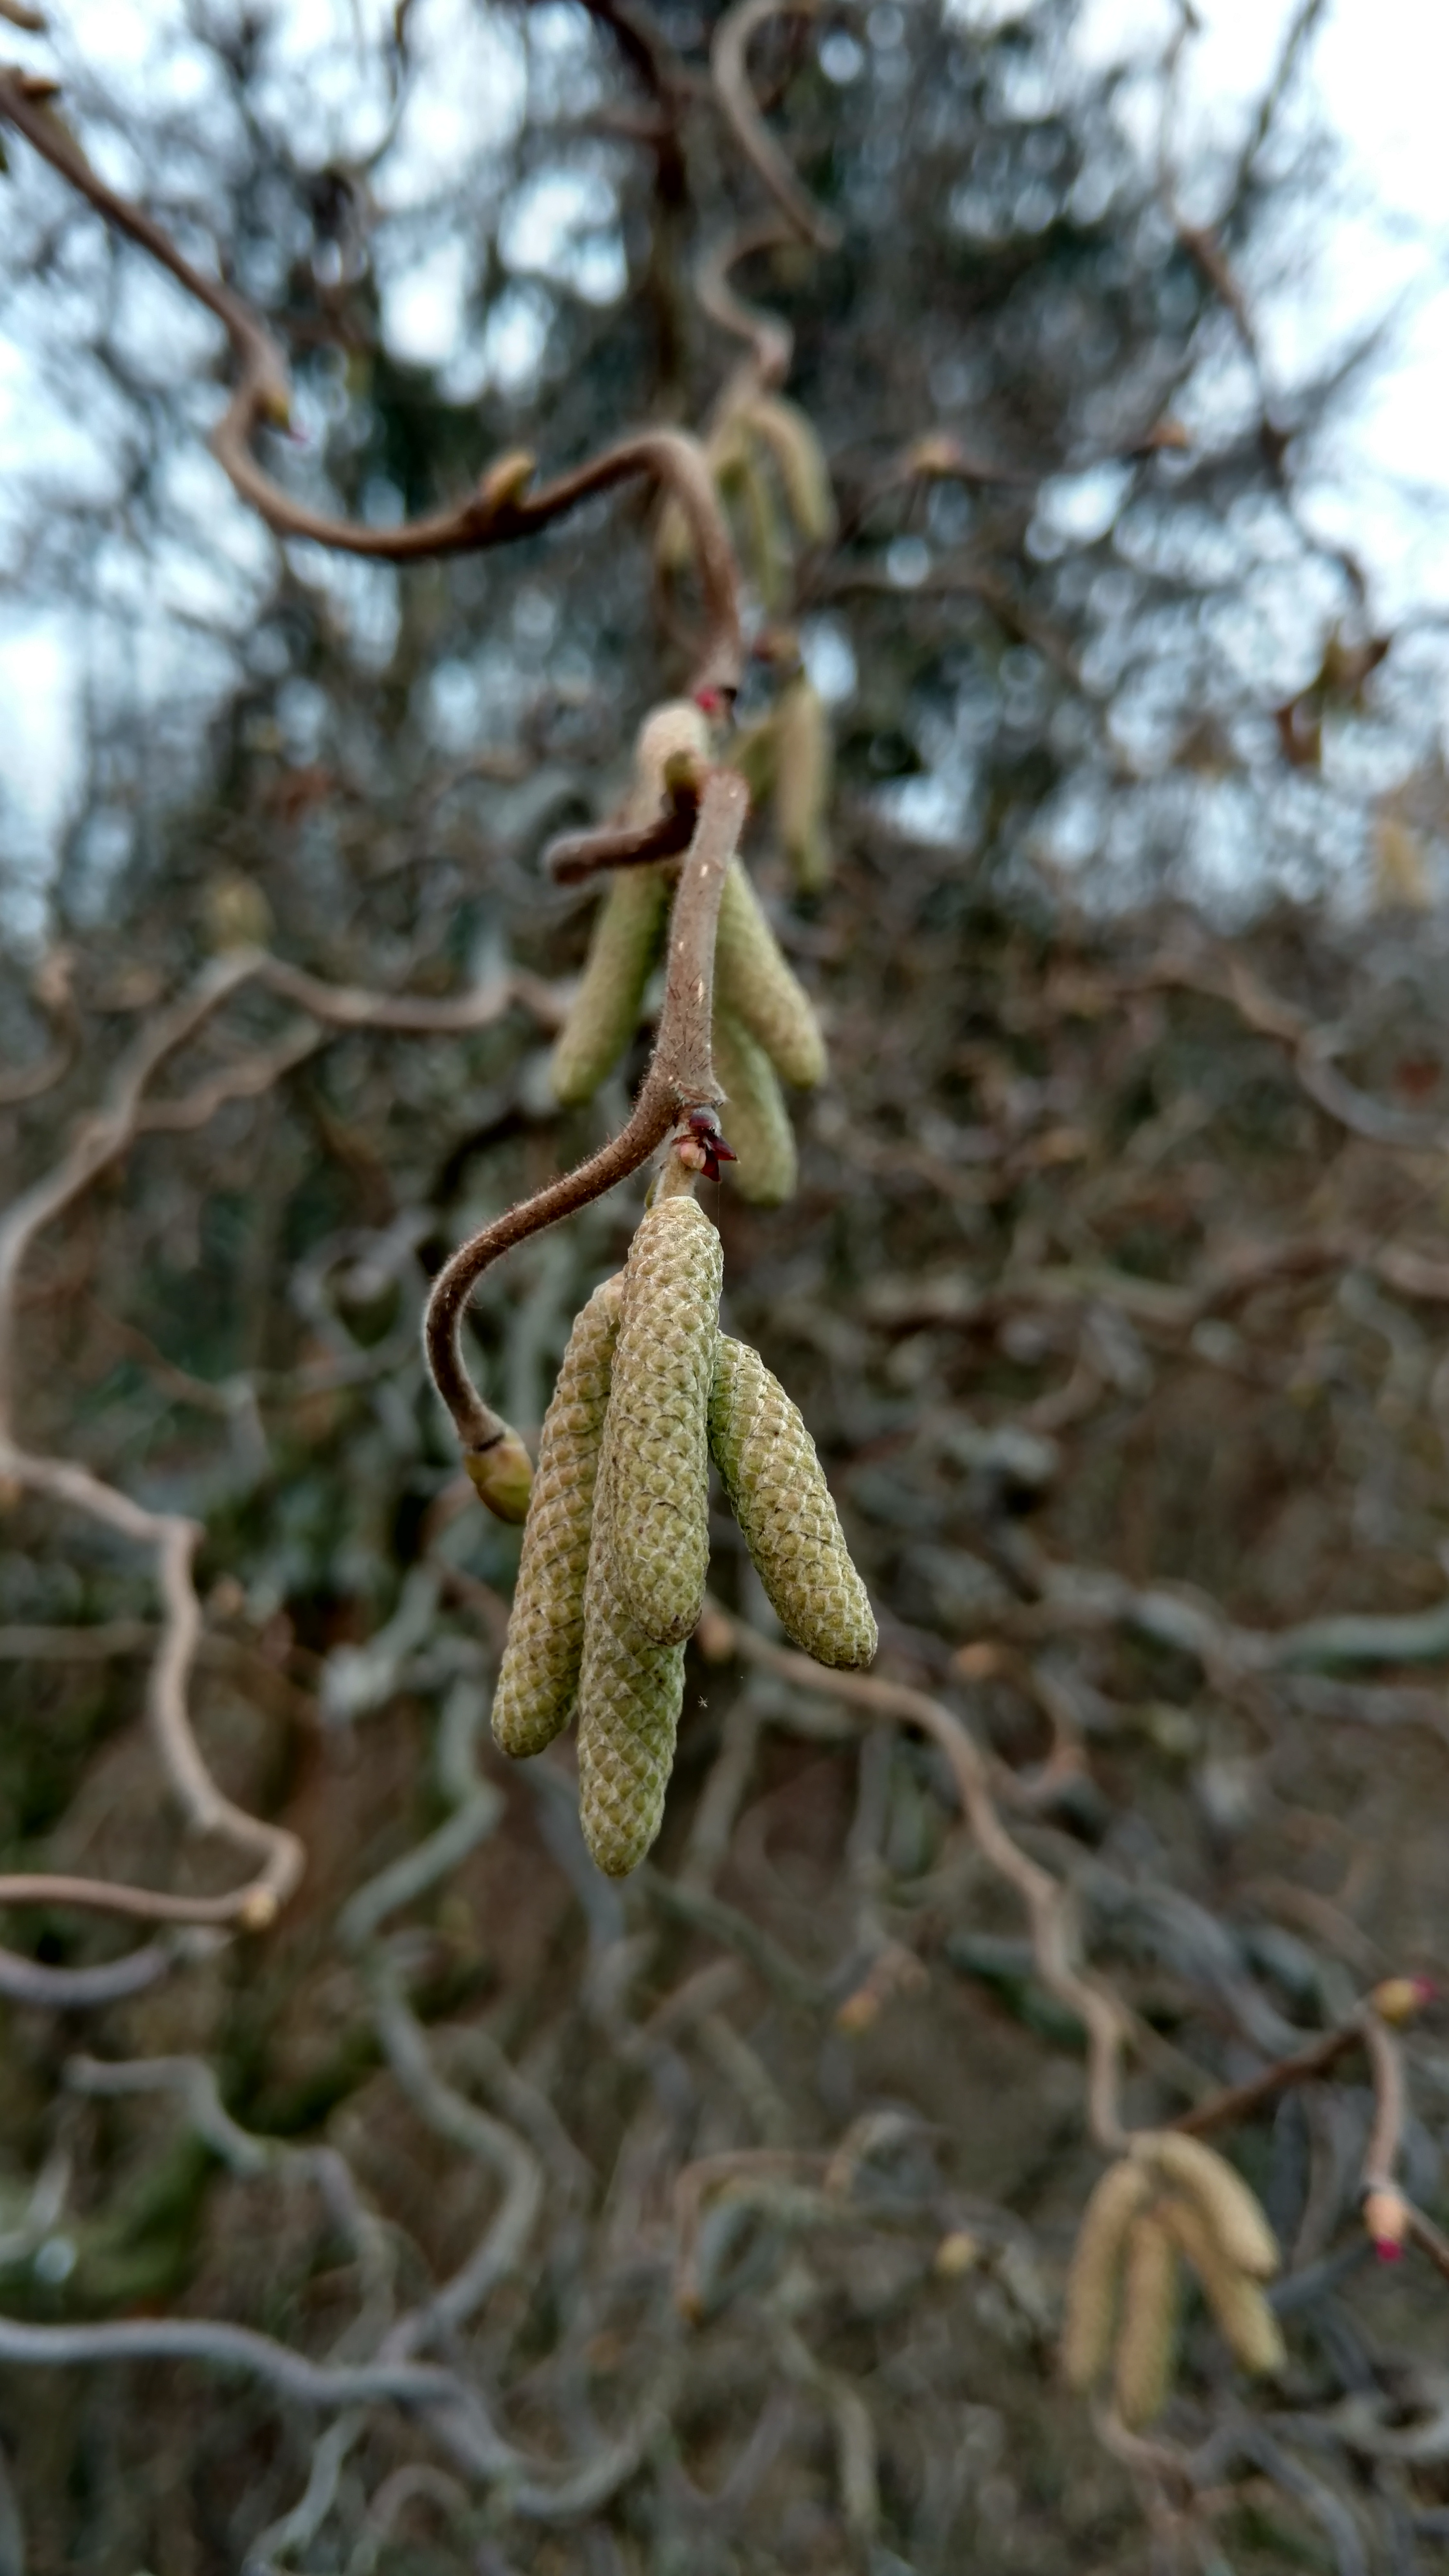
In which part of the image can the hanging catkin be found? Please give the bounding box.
[1113,2213,1181,2430]
[1157,2196,1286,2377]
[774,672,832,893]
[1136,2133,1278,2280]
[491,1275,622,1758]
[575,1439,686,1876]
[1060,2158,1153,2394]
[605,1193,722,1644]
[709,1334,876,1668]
[710,1008,797,1206]
[713,859,827,1091]
[549,699,713,1109]
[550,864,670,1108]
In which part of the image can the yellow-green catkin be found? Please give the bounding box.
[1061,2159,1153,2393]
[550,864,670,1108]
[720,432,791,613]
[741,394,837,547]
[775,673,832,894]
[631,700,712,812]
[711,1009,797,1206]
[548,702,711,1108]
[1158,2196,1286,2377]
[713,859,827,1091]
[728,711,779,805]
[1113,2212,1181,2430]
[708,1336,876,1669]
[575,1451,686,1876]
[1137,2134,1279,2281]
[606,1194,722,1645]
[491,1277,622,1758]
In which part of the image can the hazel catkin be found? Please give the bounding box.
[774,672,832,894]
[710,1008,797,1206]
[708,1335,876,1669]
[575,1446,687,1877]
[1113,2213,1181,2430]
[550,863,670,1108]
[606,1194,722,1645]
[740,394,837,549]
[1157,2194,1286,2378]
[1136,2133,1279,2281]
[1060,2157,1153,2394]
[491,1276,622,1758]
[713,859,827,1091]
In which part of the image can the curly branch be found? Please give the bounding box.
[423,766,747,1452]
[0,69,743,704]
[711,0,842,253]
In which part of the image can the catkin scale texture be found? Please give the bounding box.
[709,1336,877,1669]
[713,860,827,1091]
[711,1009,797,1205]
[607,1195,722,1645]
[550,864,670,1108]
[576,1443,686,1876]
[491,1278,622,1758]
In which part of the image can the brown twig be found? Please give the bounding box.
[711,0,842,253]
[0,70,744,707]
[709,1607,1133,2151]
[423,767,748,1453]
[543,793,699,884]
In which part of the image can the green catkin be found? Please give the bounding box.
[1060,2158,1154,2393]
[713,859,827,1091]
[1157,2196,1287,2378]
[575,1445,686,1876]
[720,434,791,613]
[1114,2213,1181,2430]
[491,1277,622,1758]
[708,1335,877,1669]
[741,393,837,546]
[606,1194,722,1645]
[550,863,670,1108]
[774,673,832,893]
[548,701,711,1110]
[710,1008,797,1205]
[1137,2133,1279,2281]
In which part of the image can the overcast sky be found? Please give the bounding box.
[1,0,1448,917]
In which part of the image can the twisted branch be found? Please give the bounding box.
[0,68,743,705]
[423,766,748,1452]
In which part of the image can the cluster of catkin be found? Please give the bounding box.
[1062,2132,1284,2429]
[550,702,828,1204]
[491,1186,876,1875]
[657,389,835,621]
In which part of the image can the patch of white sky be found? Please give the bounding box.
[1,0,1449,922]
